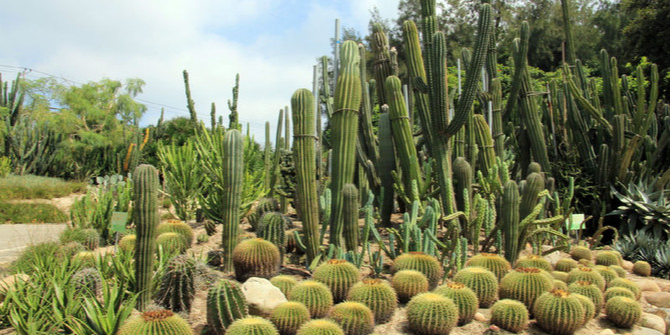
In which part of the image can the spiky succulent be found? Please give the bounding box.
[454,266,499,308]
[391,269,429,303]
[72,267,102,297]
[312,259,360,302]
[72,251,96,266]
[207,279,248,334]
[296,319,344,335]
[490,299,529,333]
[499,267,554,312]
[514,255,552,272]
[118,234,136,253]
[608,278,640,300]
[434,282,478,325]
[157,220,194,247]
[270,301,311,335]
[248,197,281,231]
[572,293,596,324]
[289,280,334,318]
[595,251,621,266]
[156,232,188,254]
[232,238,281,281]
[551,271,569,282]
[570,247,592,261]
[554,259,578,273]
[553,280,568,291]
[605,296,641,328]
[632,261,651,276]
[117,309,193,335]
[609,265,627,278]
[155,255,195,313]
[391,252,444,289]
[406,293,459,335]
[568,281,603,314]
[567,267,606,291]
[604,287,636,302]
[79,228,101,250]
[227,316,280,335]
[465,253,511,281]
[346,279,397,324]
[594,265,619,287]
[271,275,299,300]
[327,302,374,335]
[533,289,585,335]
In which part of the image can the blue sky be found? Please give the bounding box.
[0,0,400,140]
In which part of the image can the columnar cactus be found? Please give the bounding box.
[296,320,345,335]
[226,317,280,335]
[270,302,311,335]
[342,184,359,252]
[434,282,479,325]
[632,261,651,276]
[117,309,193,335]
[454,266,499,308]
[391,269,429,303]
[490,299,529,333]
[133,164,159,311]
[312,259,360,302]
[465,253,511,281]
[533,289,585,335]
[155,255,195,313]
[271,275,299,300]
[232,238,281,281]
[207,279,248,334]
[502,180,520,264]
[157,220,194,247]
[499,267,554,312]
[329,40,362,248]
[327,302,374,335]
[568,281,603,314]
[289,280,334,318]
[221,129,244,272]
[391,252,444,289]
[605,296,641,328]
[406,292,459,335]
[347,279,398,324]
[291,89,320,263]
[515,255,552,272]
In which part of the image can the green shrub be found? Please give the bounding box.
[0,174,85,201]
[0,202,68,223]
[10,241,61,274]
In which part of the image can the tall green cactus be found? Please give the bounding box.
[133,164,159,311]
[222,129,244,272]
[342,184,359,251]
[291,88,320,263]
[502,180,520,264]
[330,40,362,247]
[377,112,396,227]
[371,23,393,106]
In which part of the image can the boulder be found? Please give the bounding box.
[474,312,486,322]
[641,312,666,334]
[636,279,662,293]
[241,277,287,317]
[622,260,634,271]
[643,292,670,308]
[632,327,664,335]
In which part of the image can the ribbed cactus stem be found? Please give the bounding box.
[291,89,320,263]
[371,23,392,106]
[377,112,395,227]
[503,180,520,264]
[520,172,544,221]
[133,164,159,311]
[342,184,359,251]
[222,129,244,272]
[329,40,362,247]
[473,114,496,175]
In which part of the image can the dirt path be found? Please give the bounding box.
[0,223,68,265]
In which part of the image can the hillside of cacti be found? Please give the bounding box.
[2,0,670,334]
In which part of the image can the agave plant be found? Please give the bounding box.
[609,181,670,239]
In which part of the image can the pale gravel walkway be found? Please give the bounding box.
[0,224,67,264]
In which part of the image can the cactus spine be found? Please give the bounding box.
[117,309,193,335]
[329,40,362,247]
[391,269,429,303]
[291,89,320,263]
[155,255,196,313]
[222,129,244,272]
[207,279,248,334]
[490,299,529,333]
[312,259,360,302]
[533,289,585,335]
[270,302,311,335]
[605,296,641,328]
[434,282,479,325]
[133,164,159,311]
[227,317,280,335]
[499,267,554,312]
[406,292,459,335]
[347,279,398,324]
[232,238,281,281]
[328,302,374,335]
[342,184,359,251]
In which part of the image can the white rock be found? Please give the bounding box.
[598,329,615,335]
[474,312,486,322]
[242,277,288,317]
[632,327,663,335]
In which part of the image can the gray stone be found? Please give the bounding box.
[242,277,288,317]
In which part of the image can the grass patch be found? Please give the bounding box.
[0,174,86,201]
[0,202,68,223]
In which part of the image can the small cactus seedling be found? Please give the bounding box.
[406,293,459,335]
[391,269,428,303]
[232,238,281,281]
[347,279,397,324]
[391,252,444,289]
[117,309,193,334]
[533,289,585,335]
[605,296,641,328]
[289,280,333,318]
[490,299,529,333]
[311,259,360,302]
[465,253,511,281]
[270,301,311,335]
[453,266,499,307]
[434,282,479,325]
[327,302,374,335]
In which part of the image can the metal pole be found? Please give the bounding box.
[334,19,341,87]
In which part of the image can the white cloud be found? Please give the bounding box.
[0,0,400,141]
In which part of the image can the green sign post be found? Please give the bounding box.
[111,212,128,233]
